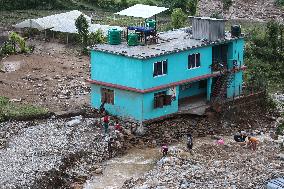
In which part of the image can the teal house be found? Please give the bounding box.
[88,17,245,122]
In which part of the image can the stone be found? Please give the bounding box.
[277,154,284,161]
[93,168,103,174]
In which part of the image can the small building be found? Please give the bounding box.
[88,12,245,122]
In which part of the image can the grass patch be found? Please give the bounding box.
[0,96,49,122]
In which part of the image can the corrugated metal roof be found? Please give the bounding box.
[115,4,168,18]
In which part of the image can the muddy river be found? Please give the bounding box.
[84,147,161,189]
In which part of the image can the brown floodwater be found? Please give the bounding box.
[83,147,161,189]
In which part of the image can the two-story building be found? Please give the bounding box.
[88,16,245,122]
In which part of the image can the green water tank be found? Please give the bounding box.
[128,33,139,46]
[145,19,156,28]
[108,28,121,45]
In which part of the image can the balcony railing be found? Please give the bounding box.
[211,60,227,73]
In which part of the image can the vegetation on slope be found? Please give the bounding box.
[0,96,49,122]
[245,21,284,91]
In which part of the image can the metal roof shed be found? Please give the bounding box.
[115,4,168,18]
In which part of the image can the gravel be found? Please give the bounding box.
[0,117,113,188]
[123,135,284,189]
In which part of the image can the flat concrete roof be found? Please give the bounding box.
[91,28,242,59]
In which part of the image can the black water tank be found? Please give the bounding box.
[231,25,241,37]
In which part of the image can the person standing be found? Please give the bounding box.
[248,136,259,151]
[161,144,168,157]
[187,133,193,153]
[114,121,122,132]
[103,114,110,134]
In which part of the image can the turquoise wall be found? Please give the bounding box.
[91,51,143,89]
[141,46,212,89]
[178,80,207,99]
[227,72,243,98]
[227,38,244,68]
[227,38,244,98]
[142,87,179,121]
[90,84,143,121]
[90,38,244,121]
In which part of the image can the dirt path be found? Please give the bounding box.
[0,39,90,113]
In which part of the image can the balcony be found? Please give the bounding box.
[211,60,227,74]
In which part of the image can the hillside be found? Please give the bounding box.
[1,0,283,23]
[198,0,284,22]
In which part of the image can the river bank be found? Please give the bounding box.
[0,116,138,188]
[122,134,284,189]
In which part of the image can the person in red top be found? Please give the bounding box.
[161,144,168,157]
[103,114,109,134]
[114,121,122,132]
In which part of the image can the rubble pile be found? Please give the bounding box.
[123,136,284,189]
[0,116,130,188]
[271,93,284,114]
[143,103,275,146]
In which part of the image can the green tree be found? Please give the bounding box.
[9,32,28,53]
[187,0,198,16]
[171,8,187,29]
[163,0,189,12]
[266,21,280,52]
[222,0,232,11]
[75,14,89,49]
[120,0,128,8]
[88,30,106,45]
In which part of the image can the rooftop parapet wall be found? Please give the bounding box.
[91,29,243,60]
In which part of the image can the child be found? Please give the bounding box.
[161,144,168,157]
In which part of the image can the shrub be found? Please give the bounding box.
[275,0,284,6]
[171,8,187,29]
[0,96,48,122]
[9,32,28,53]
[88,30,106,45]
[276,123,284,135]
[0,41,15,55]
[187,0,198,16]
[222,0,232,10]
[120,0,128,8]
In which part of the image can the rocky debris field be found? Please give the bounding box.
[0,116,138,189]
[0,39,90,113]
[198,0,284,22]
[123,134,284,189]
[142,102,279,146]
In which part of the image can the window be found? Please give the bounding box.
[101,88,114,104]
[153,91,172,109]
[188,53,200,69]
[153,60,167,77]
